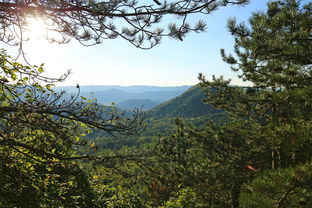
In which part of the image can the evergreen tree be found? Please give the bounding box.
[200,0,312,169]
[151,0,311,207]
[198,0,312,206]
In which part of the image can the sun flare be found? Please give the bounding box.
[25,17,47,39]
[22,17,60,61]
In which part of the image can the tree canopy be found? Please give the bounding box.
[0,0,248,49]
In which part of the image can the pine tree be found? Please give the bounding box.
[151,1,311,207]
[0,0,248,49]
[198,0,312,206]
[200,0,312,169]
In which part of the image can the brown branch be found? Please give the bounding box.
[0,1,216,17]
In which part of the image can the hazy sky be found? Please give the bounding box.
[3,1,271,87]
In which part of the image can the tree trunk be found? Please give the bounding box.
[231,184,241,208]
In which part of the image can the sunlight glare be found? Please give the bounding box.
[26,17,47,40]
[22,17,65,68]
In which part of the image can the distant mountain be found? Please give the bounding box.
[146,85,222,119]
[54,85,191,105]
[87,84,226,139]
[55,85,191,94]
[79,89,134,104]
[135,90,190,103]
[116,99,160,111]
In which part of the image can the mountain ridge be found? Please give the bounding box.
[54,85,192,107]
[146,84,222,119]
[55,85,191,94]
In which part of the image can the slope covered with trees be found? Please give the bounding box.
[147,84,222,119]
[88,84,226,150]
[140,85,226,137]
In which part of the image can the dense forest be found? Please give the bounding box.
[0,0,311,207]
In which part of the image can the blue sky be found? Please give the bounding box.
[4,0,271,87]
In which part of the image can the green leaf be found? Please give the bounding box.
[38,66,44,73]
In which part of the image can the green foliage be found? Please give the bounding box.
[93,184,148,208]
[140,0,312,207]
[240,163,312,207]
[196,0,312,206]
[84,2,312,207]
[0,146,96,208]
[0,1,311,207]
[147,118,270,207]
[160,187,205,208]
[199,0,312,170]
[0,49,144,206]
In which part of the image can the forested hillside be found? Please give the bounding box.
[89,84,226,140]
[147,85,222,119]
[141,85,226,137]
